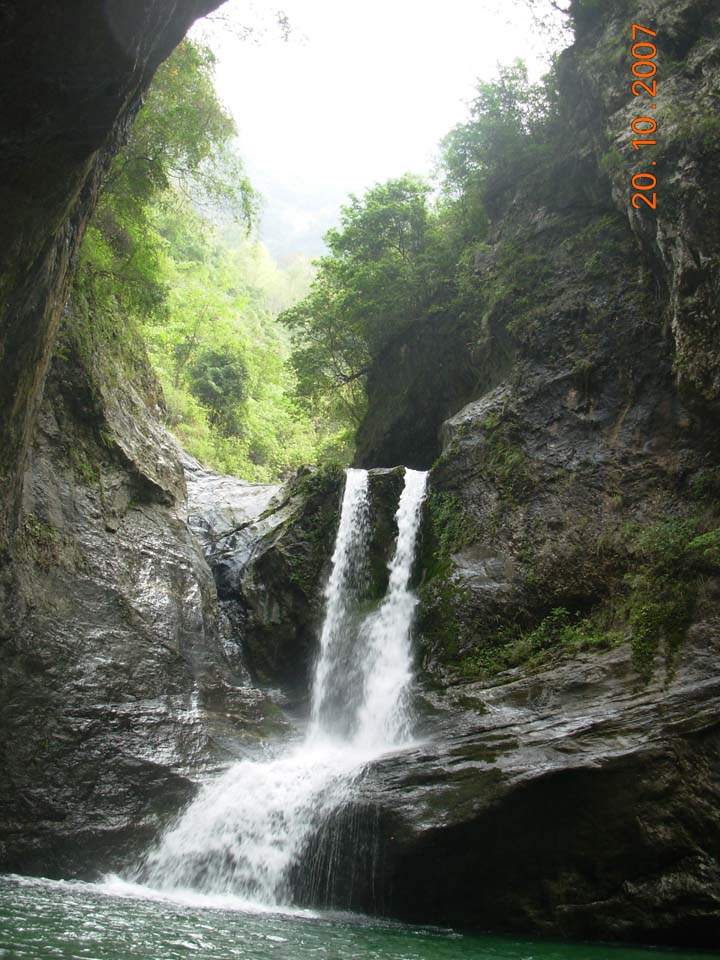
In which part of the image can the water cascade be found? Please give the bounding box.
[137,467,428,906]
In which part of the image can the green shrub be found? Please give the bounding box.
[624,517,720,680]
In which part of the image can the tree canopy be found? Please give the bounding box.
[279,62,559,424]
[68,39,348,482]
[279,175,434,424]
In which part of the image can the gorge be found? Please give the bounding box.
[1,0,720,956]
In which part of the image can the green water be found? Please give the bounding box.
[0,875,713,960]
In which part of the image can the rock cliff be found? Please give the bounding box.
[0,0,254,879]
[0,318,289,877]
[0,0,223,546]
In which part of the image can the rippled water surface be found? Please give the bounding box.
[0,875,714,960]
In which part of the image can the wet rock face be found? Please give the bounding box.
[0,0,222,545]
[319,632,720,946]
[572,0,720,407]
[205,466,405,704]
[0,361,288,879]
[203,466,344,702]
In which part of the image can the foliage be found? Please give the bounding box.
[689,466,720,502]
[624,517,720,680]
[280,175,434,424]
[687,528,720,565]
[106,39,256,227]
[281,62,560,424]
[70,39,347,482]
[514,0,573,45]
[186,346,249,433]
[77,39,256,326]
[447,513,720,683]
[141,200,351,481]
[438,59,560,239]
[459,606,619,679]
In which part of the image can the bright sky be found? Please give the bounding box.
[195,0,562,258]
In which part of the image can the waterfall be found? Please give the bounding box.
[309,467,371,740]
[353,468,427,748]
[137,467,427,906]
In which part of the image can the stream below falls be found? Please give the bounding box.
[0,874,714,960]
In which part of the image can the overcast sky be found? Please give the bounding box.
[194,0,564,259]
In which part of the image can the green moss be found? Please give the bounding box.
[420,498,720,685]
[419,491,482,665]
[664,104,720,152]
[257,700,289,736]
[458,606,622,680]
[22,514,59,569]
[688,528,720,564]
[68,444,102,486]
[417,489,482,669]
[478,416,533,503]
[292,463,344,501]
[57,280,148,398]
[426,492,475,561]
[623,516,720,681]
[281,465,345,599]
[600,146,624,178]
[688,466,720,502]
[418,574,464,664]
[483,243,553,332]
[633,516,698,562]
[515,516,718,682]
[625,578,694,681]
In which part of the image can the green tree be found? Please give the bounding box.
[77,39,256,325]
[280,175,433,422]
[439,59,559,240]
[276,63,561,440]
[187,346,249,434]
[142,199,349,481]
[68,37,347,482]
[106,39,255,223]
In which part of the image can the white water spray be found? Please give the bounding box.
[310,468,371,741]
[138,467,427,906]
[353,468,427,748]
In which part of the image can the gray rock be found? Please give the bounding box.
[308,629,720,945]
[0,361,289,879]
[222,465,408,702]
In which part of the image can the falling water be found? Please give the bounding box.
[309,467,371,741]
[353,468,427,747]
[137,467,428,906]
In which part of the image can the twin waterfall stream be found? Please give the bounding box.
[136,468,428,909]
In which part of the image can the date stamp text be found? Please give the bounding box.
[630,24,658,210]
